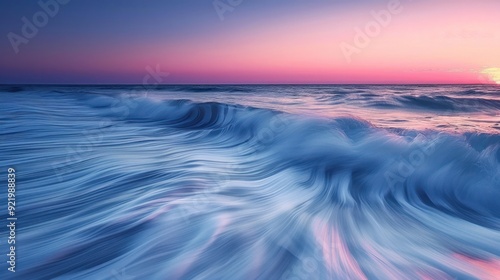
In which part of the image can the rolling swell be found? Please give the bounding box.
[396,95,500,112]
[0,88,499,279]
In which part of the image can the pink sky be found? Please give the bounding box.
[1,0,499,84]
[159,1,500,84]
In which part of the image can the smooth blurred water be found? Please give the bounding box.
[0,85,499,280]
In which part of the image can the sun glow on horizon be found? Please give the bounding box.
[482,68,500,85]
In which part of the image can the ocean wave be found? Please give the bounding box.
[1,88,500,279]
[395,95,500,112]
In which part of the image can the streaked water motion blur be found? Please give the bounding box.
[0,85,499,279]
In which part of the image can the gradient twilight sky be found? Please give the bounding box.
[1,0,500,84]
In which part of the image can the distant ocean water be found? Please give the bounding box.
[0,85,499,279]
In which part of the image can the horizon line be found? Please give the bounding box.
[0,83,495,86]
